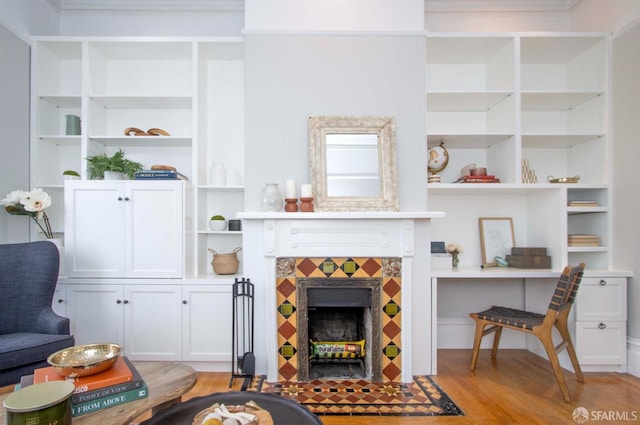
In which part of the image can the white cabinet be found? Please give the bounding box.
[64,180,184,278]
[65,283,182,361]
[182,284,233,362]
[574,277,627,371]
[426,33,612,270]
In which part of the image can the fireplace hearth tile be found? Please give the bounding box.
[248,375,463,417]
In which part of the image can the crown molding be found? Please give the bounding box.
[54,0,244,12]
[424,0,583,13]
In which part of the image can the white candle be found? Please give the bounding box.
[301,184,312,198]
[285,179,296,198]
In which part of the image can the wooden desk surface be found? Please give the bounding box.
[0,361,197,425]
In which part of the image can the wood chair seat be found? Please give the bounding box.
[469,263,586,402]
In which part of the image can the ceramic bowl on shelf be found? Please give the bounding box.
[209,219,227,231]
[47,343,121,378]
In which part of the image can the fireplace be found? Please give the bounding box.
[297,278,382,381]
[275,256,401,382]
[237,213,442,383]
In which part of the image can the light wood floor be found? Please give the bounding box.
[4,350,638,424]
[173,349,640,425]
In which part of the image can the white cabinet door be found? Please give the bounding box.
[66,284,124,347]
[125,182,183,278]
[575,321,626,366]
[65,181,184,278]
[65,181,125,277]
[575,277,627,322]
[123,285,182,361]
[182,284,233,362]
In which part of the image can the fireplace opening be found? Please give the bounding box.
[297,278,382,381]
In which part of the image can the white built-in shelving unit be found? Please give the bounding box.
[426,33,611,271]
[30,37,245,281]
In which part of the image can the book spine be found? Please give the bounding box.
[71,378,144,404]
[71,384,148,417]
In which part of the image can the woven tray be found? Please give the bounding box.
[192,402,273,425]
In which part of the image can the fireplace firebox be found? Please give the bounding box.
[297,278,382,381]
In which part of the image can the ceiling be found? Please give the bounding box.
[50,0,584,13]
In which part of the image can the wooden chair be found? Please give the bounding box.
[469,263,586,402]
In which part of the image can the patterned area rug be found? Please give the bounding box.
[247,375,463,416]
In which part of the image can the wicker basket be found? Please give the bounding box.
[208,247,241,275]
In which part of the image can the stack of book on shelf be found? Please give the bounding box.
[135,165,189,181]
[23,356,147,417]
[568,234,600,247]
[459,174,501,183]
[568,200,599,207]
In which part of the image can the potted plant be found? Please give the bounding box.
[61,170,81,183]
[86,149,143,180]
[208,214,227,231]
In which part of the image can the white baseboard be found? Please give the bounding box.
[437,318,526,349]
[627,336,640,377]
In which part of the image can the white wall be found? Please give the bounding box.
[0,0,59,41]
[570,0,640,32]
[0,25,31,243]
[425,10,569,32]
[243,34,427,212]
[611,19,640,373]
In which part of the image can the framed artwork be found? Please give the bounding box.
[479,217,515,264]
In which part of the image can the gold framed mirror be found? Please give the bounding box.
[309,116,399,211]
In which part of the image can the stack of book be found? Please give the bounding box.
[135,169,189,181]
[24,356,147,417]
[568,200,599,207]
[568,234,600,247]
[459,175,501,183]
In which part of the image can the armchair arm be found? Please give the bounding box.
[35,308,71,335]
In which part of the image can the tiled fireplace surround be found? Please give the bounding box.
[239,212,440,383]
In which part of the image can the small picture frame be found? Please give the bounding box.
[479,217,515,264]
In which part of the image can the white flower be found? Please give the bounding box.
[0,190,29,206]
[20,188,51,212]
[446,243,464,254]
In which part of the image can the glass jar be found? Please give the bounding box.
[261,183,284,212]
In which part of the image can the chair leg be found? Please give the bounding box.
[555,319,585,383]
[491,327,503,359]
[470,318,485,371]
[539,333,572,402]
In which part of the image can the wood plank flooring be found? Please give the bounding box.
[4,349,638,424]
[172,349,640,425]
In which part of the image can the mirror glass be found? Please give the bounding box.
[309,116,398,211]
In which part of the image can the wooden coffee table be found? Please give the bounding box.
[0,361,196,425]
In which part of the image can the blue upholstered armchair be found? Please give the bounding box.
[0,241,75,387]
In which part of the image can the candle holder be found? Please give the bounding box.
[300,197,314,212]
[284,198,299,212]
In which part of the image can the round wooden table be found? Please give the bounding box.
[0,362,196,425]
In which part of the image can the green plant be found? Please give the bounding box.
[86,149,143,180]
[62,170,80,176]
[210,214,225,220]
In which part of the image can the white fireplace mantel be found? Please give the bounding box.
[238,210,444,382]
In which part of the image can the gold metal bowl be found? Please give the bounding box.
[47,343,121,378]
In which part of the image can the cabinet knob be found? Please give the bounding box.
[182,300,187,304]
[116,299,122,304]
[57,298,64,304]
[598,322,607,329]
[123,299,129,304]
[599,279,607,286]
[124,197,130,201]
[117,197,123,201]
